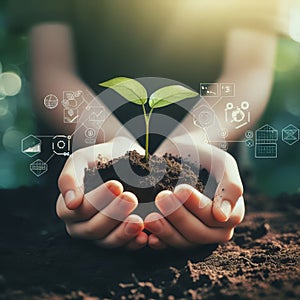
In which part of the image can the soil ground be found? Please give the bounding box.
[0,185,299,299]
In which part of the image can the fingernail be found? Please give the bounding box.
[117,196,135,210]
[220,200,232,221]
[125,222,140,235]
[148,219,163,234]
[108,181,122,196]
[174,188,191,203]
[64,190,76,204]
[156,194,178,215]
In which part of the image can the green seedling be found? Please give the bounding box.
[99,77,198,161]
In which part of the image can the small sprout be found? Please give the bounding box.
[99,77,198,161]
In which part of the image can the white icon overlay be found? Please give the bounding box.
[255,124,278,158]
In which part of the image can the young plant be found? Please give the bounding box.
[99,77,198,161]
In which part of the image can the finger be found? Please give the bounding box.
[176,144,243,223]
[56,180,123,223]
[174,184,245,228]
[66,192,138,240]
[126,232,148,250]
[144,212,195,249]
[155,192,234,244]
[148,234,168,250]
[212,153,243,222]
[96,214,144,248]
[58,149,93,210]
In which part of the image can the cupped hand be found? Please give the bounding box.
[56,137,148,250]
[144,140,245,250]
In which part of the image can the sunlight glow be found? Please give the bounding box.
[289,1,300,42]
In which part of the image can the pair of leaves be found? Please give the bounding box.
[99,77,198,109]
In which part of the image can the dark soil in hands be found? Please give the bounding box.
[84,150,209,203]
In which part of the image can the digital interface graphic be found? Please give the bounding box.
[21,80,300,177]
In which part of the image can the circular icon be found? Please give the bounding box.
[85,128,96,138]
[219,128,228,138]
[226,102,234,110]
[57,140,66,149]
[232,108,245,123]
[245,139,254,148]
[0,72,22,97]
[193,106,215,128]
[241,101,249,110]
[44,94,59,109]
[245,130,254,139]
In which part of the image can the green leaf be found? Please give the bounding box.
[99,77,147,105]
[149,85,198,109]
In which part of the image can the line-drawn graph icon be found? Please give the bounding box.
[30,159,48,177]
[87,105,106,121]
[282,124,299,146]
[255,124,278,158]
[21,134,41,158]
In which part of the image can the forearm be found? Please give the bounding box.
[29,23,127,142]
[160,29,276,148]
[181,67,274,143]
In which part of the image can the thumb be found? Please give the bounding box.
[212,154,243,222]
[58,151,88,210]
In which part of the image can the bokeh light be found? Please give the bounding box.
[0,72,22,96]
[0,98,9,116]
[2,127,25,153]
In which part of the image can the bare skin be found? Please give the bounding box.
[30,23,276,249]
[56,137,244,250]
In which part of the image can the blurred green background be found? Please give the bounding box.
[0,0,299,195]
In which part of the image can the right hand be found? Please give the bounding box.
[56,137,148,250]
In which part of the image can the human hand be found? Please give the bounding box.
[56,137,148,250]
[144,140,244,250]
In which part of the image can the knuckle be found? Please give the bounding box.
[116,233,130,244]
[185,230,203,244]
[226,181,244,200]
[82,226,99,239]
[162,230,175,242]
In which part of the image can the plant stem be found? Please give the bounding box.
[142,105,154,161]
[145,117,150,161]
[142,104,149,160]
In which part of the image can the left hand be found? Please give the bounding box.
[144,140,245,250]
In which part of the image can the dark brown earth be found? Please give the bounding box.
[0,174,299,299]
[84,150,209,203]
